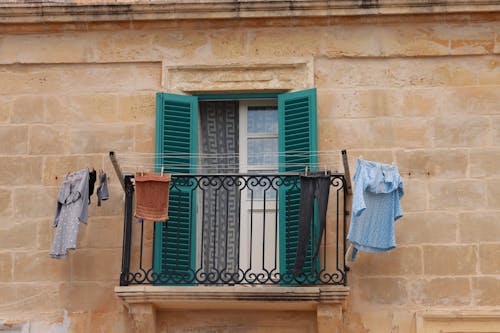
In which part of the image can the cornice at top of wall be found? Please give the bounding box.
[0,0,499,23]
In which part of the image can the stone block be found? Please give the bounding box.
[0,252,13,282]
[319,118,394,150]
[472,277,500,306]
[249,27,322,57]
[395,149,468,179]
[358,277,408,305]
[0,221,37,249]
[80,217,123,249]
[46,94,119,123]
[29,125,68,154]
[479,243,500,274]
[134,123,155,153]
[71,248,121,281]
[393,118,434,148]
[0,188,12,216]
[487,179,500,208]
[469,149,500,177]
[152,30,208,60]
[70,94,119,123]
[414,61,477,86]
[338,89,403,118]
[428,180,486,210]
[59,282,121,311]
[37,219,54,250]
[89,310,133,333]
[423,245,477,275]
[354,246,422,276]
[496,33,500,54]
[317,304,342,333]
[355,310,415,333]
[459,212,500,243]
[323,24,450,58]
[69,125,134,154]
[44,95,71,124]
[401,88,440,117]
[316,57,479,88]
[448,24,495,55]
[399,179,427,212]
[13,187,58,218]
[0,96,12,123]
[118,93,155,121]
[68,311,91,333]
[13,251,70,281]
[2,34,93,63]
[494,116,500,147]
[6,63,160,95]
[315,58,391,88]
[433,117,490,147]
[397,212,457,245]
[159,309,316,333]
[42,154,104,186]
[210,29,247,58]
[0,283,61,313]
[411,277,471,306]
[0,125,28,154]
[0,66,63,95]
[442,86,500,115]
[11,95,44,123]
[478,58,500,85]
[94,31,153,62]
[0,156,43,186]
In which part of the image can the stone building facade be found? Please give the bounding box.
[0,1,499,332]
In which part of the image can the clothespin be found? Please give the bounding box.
[140,165,144,176]
[161,166,164,176]
[324,164,328,176]
[305,166,308,176]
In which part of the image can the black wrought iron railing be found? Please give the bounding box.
[119,173,348,286]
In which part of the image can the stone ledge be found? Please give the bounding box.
[0,0,499,24]
[115,285,350,311]
[416,310,500,333]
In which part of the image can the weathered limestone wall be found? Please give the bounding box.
[0,12,499,332]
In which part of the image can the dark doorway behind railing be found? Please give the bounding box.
[119,173,348,286]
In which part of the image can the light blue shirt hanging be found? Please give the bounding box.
[347,158,404,257]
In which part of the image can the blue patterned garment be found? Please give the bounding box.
[347,158,403,257]
[50,169,89,259]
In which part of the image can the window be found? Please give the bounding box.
[153,89,318,284]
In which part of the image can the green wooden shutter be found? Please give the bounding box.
[153,92,198,284]
[278,88,318,283]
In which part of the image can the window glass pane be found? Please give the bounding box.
[248,138,278,166]
[247,108,278,134]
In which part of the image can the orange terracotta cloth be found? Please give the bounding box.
[134,172,171,221]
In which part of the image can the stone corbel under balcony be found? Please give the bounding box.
[115,285,350,333]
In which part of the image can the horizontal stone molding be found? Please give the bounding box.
[163,58,314,93]
[115,285,350,311]
[0,0,499,24]
[416,310,500,333]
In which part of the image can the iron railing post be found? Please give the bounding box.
[120,175,134,286]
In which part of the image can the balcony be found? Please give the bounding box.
[114,173,350,332]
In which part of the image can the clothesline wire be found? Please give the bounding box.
[116,150,349,158]
[117,163,344,170]
[112,152,433,176]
